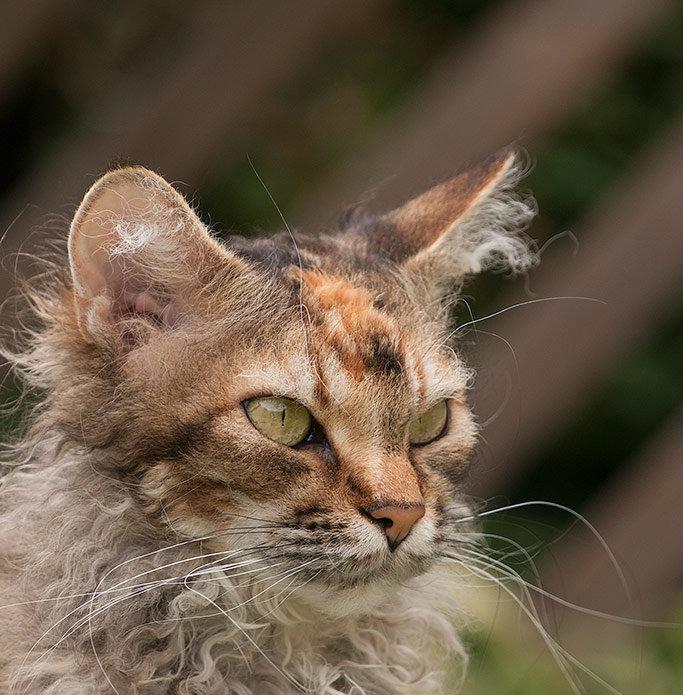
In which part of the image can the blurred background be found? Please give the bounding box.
[0,1,680,692]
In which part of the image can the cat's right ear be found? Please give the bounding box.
[68,166,241,346]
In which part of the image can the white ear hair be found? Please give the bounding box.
[365,149,537,297]
[408,152,537,282]
[68,166,229,345]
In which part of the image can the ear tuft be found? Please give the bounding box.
[431,149,537,278]
[363,148,537,293]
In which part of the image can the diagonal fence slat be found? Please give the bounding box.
[0,0,385,297]
[540,409,682,617]
[295,0,673,229]
[468,125,682,498]
[0,0,76,106]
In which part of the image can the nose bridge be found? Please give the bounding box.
[357,452,423,508]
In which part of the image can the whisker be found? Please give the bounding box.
[246,156,318,391]
[256,568,324,621]
[477,369,513,429]
[20,559,298,694]
[0,530,287,612]
[425,296,606,361]
[452,543,680,630]
[15,542,294,690]
[142,565,305,626]
[183,566,313,694]
[452,296,605,336]
[453,499,631,606]
[537,229,579,258]
[454,531,545,571]
[132,564,310,629]
[203,559,318,615]
[447,552,589,695]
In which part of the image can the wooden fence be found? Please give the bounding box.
[0,0,680,642]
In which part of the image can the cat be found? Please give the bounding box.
[0,147,535,694]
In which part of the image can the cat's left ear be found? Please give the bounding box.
[363,148,537,295]
[68,166,240,346]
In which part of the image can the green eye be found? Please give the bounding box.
[408,400,448,445]
[245,397,313,447]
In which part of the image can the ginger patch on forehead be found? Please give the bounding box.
[292,268,404,381]
[298,269,388,332]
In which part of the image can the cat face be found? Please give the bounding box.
[125,261,476,593]
[62,151,535,608]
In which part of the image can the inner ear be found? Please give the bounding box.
[68,166,228,346]
[74,230,179,334]
[111,285,180,350]
[112,274,179,332]
[121,289,177,329]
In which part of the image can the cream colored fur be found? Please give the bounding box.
[0,151,535,694]
[0,447,466,694]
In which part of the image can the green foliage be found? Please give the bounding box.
[459,602,683,694]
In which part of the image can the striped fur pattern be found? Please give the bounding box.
[0,149,536,694]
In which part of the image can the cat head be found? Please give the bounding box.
[51,148,535,608]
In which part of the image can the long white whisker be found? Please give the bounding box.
[184,567,313,694]
[478,369,513,429]
[244,156,353,416]
[455,544,680,630]
[449,552,585,694]
[452,296,605,335]
[15,578,168,695]
[456,531,544,575]
[16,542,289,690]
[246,158,313,367]
[455,499,631,607]
[186,558,285,581]
[207,559,318,614]
[22,550,296,692]
[88,597,120,694]
[451,551,624,695]
[0,530,284,612]
[134,563,318,629]
[256,569,324,621]
[427,296,607,360]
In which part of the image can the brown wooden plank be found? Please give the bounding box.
[295,0,673,229]
[467,125,682,498]
[0,0,76,105]
[0,0,385,288]
[540,409,682,617]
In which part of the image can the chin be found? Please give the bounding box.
[298,576,406,619]
[296,549,440,620]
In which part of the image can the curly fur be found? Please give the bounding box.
[0,150,535,694]
[0,450,466,694]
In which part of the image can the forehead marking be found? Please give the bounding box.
[414,356,427,400]
[298,269,403,382]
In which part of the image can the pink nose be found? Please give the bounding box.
[366,504,425,550]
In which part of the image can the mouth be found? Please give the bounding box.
[286,548,439,619]
[208,506,443,590]
[279,538,439,591]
